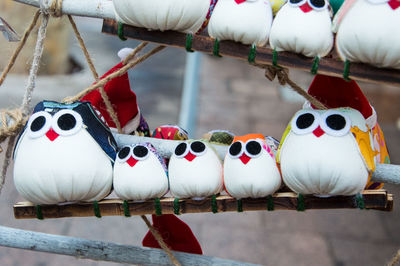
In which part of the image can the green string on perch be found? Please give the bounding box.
[272,49,278,67]
[267,195,274,211]
[213,39,222,57]
[343,60,351,81]
[185,34,194,53]
[123,200,131,217]
[297,194,305,212]
[237,199,243,212]
[355,194,365,210]
[248,44,257,63]
[211,195,218,213]
[311,56,320,75]
[154,198,162,216]
[93,201,101,218]
[117,22,127,41]
[173,198,180,215]
[35,205,43,220]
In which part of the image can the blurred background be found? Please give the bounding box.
[1,2,400,265]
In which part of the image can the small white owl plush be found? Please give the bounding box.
[269,0,333,57]
[208,0,273,46]
[334,0,400,69]
[224,134,282,199]
[277,107,376,196]
[168,140,223,199]
[113,0,217,33]
[113,143,169,201]
[13,101,117,204]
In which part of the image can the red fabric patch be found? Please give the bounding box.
[126,157,138,167]
[239,153,251,165]
[81,62,139,129]
[142,214,203,254]
[235,0,246,3]
[300,2,313,13]
[184,152,196,162]
[308,74,373,119]
[388,0,400,10]
[312,126,325,138]
[46,128,59,142]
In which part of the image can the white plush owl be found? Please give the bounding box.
[277,108,376,196]
[269,0,333,57]
[13,101,117,204]
[224,134,282,199]
[113,143,169,201]
[168,140,223,199]
[208,0,273,46]
[334,0,400,69]
[113,0,217,33]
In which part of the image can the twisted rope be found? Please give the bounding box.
[388,249,400,266]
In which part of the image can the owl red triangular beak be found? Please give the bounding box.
[45,128,59,141]
[388,0,400,10]
[127,157,138,167]
[300,2,313,13]
[239,154,251,165]
[184,152,196,162]
[235,0,247,4]
[313,126,325,137]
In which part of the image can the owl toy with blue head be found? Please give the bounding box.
[13,100,117,204]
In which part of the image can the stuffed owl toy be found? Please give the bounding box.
[168,140,223,199]
[13,101,117,204]
[277,107,376,196]
[269,0,333,57]
[113,0,217,33]
[113,143,169,201]
[208,0,273,46]
[334,0,400,69]
[224,134,282,199]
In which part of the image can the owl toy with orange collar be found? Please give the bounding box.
[224,134,281,199]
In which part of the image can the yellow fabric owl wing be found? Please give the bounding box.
[276,123,291,164]
[350,126,376,173]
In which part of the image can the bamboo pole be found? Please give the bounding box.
[0,225,257,265]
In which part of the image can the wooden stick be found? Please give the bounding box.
[0,225,256,266]
[102,19,400,87]
[13,190,393,219]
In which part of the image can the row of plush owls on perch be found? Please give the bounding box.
[12,73,389,205]
[113,0,400,69]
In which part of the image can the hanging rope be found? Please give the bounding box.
[0,10,41,87]
[388,249,400,266]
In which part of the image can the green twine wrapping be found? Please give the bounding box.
[311,56,320,75]
[154,198,162,216]
[248,44,257,63]
[35,205,43,220]
[123,200,131,217]
[272,49,278,66]
[213,39,222,57]
[237,199,243,213]
[173,198,180,215]
[93,201,101,218]
[355,194,365,210]
[117,22,127,41]
[343,60,351,81]
[297,194,305,212]
[185,34,194,52]
[211,195,218,214]
[267,195,274,211]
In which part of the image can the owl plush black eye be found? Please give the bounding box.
[52,109,83,136]
[133,145,149,160]
[190,141,206,156]
[30,116,46,132]
[326,114,346,130]
[175,142,188,158]
[296,113,315,129]
[229,141,243,158]
[245,140,262,158]
[289,0,306,6]
[320,111,351,137]
[309,0,326,9]
[118,146,131,160]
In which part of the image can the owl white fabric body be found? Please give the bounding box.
[208,0,273,46]
[113,0,213,33]
[224,134,281,199]
[13,101,116,205]
[169,140,223,199]
[334,0,400,69]
[278,108,376,196]
[113,143,169,201]
[269,0,333,57]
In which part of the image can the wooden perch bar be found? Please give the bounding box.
[102,19,400,87]
[14,190,393,220]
